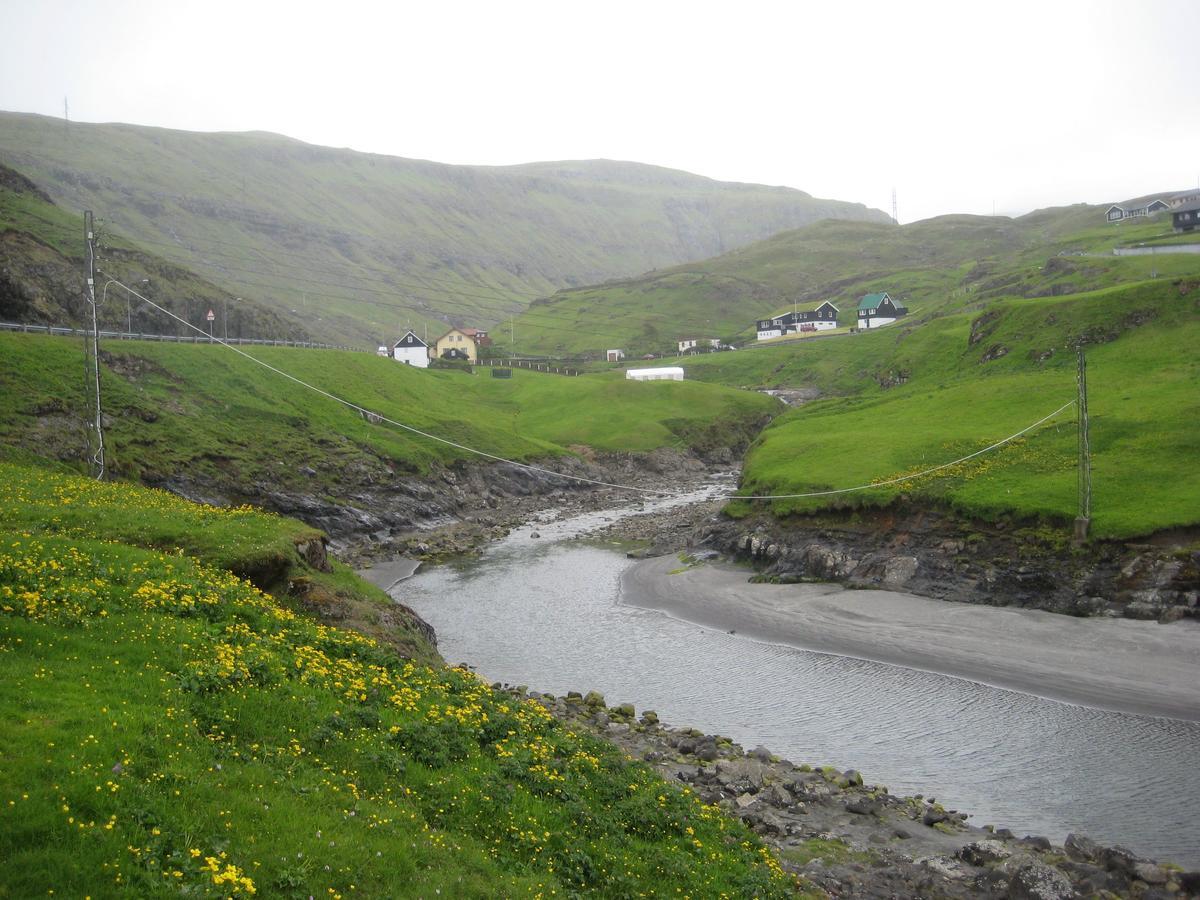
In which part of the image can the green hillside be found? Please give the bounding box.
[0,333,778,493]
[0,163,309,340]
[0,461,794,897]
[710,280,1200,539]
[512,205,1199,357]
[0,110,888,346]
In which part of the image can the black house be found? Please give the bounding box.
[1173,201,1200,233]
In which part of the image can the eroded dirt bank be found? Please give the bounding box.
[599,501,1200,624]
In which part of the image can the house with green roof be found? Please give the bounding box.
[856,292,908,329]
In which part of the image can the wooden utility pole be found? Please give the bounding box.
[83,211,106,479]
[1074,346,1091,542]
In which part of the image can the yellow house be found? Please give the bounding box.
[433,327,478,363]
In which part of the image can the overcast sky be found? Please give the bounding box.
[1,0,1197,223]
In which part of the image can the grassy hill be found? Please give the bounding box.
[512,205,1200,358]
[699,279,1200,539]
[0,460,795,897]
[0,110,889,346]
[0,163,310,340]
[0,332,779,495]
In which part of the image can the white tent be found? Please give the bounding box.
[626,367,684,382]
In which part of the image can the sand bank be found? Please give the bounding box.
[621,556,1200,721]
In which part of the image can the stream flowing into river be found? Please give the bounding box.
[395,485,1200,867]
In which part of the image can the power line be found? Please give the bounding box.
[98,273,1078,504]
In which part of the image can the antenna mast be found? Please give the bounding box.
[891,187,898,225]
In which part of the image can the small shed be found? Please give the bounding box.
[626,367,684,382]
[607,349,626,362]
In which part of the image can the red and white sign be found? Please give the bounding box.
[206,309,215,322]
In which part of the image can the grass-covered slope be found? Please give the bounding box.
[0,110,888,346]
[513,206,1200,358]
[0,463,794,897]
[0,333,779,489]
[0,162,310,340]
[723,280,1200,539]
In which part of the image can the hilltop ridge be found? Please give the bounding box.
[0,111,889,345]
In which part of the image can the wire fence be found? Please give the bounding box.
[0,321,360,351]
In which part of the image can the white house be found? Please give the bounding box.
[392,331,430,368]
[606,349,626,362]
[755,302,840,341]
[626,367,684,382]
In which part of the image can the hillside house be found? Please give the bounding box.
[1105,198,1171,222]
[434,327,481,362]
[1169,190,1200,209]
[607,349,626,362]
[626,367,684,382]
[677,338,720,354]
[376,345,390,357]
[458,327,491,347]
[856,292,907,329]
[392,331,430,367]
[755,301,839,340]
[1172,201,1200,233]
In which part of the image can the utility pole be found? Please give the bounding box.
[892,187,898,225]
[83,211,106,479]
[1074,346,1091,543]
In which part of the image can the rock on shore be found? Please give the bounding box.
[495,685,1199,899]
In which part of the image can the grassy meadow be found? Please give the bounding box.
[0,463,795,897]
[0,333,779,489]
[724,280,1200,538]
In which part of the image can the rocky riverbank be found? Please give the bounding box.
[486,685,1200,899]
[163,447,715,568]
[589,498,1199,623]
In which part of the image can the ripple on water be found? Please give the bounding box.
[402,540,1200,867]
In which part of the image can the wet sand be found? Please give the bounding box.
[356,557,421,592]
[621,556,1200,721]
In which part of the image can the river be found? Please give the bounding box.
[393,486,1200,867]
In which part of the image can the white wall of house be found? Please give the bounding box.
[393,346,430,367]
[756,327,782,341]
[858,316,897,330]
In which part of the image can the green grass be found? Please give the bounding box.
[512,206,1200,359]
[0,459,794,897]
[725,281,1200,538]
[0,333,779,492]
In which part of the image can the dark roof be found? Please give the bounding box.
[857,292,889,311]
[393,331,426,347]
[1173,200,1200,214]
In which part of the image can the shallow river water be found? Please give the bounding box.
[396,490,1200,867]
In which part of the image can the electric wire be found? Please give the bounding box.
[98,273,1077,502]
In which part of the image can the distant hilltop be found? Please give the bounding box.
[0,111,890,345]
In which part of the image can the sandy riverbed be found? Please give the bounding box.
[622,555,1200,722]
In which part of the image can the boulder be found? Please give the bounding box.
[1007,861,1074,900]
[957,840,1013,866]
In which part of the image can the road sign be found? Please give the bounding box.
[206,309,215,322]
